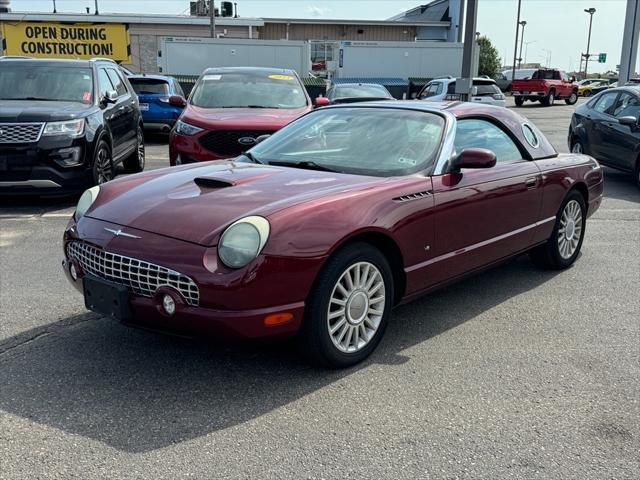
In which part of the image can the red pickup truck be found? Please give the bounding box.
[512,69,579,107]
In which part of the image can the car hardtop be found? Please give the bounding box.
[201,66,299,76]
[128,74,176,82]
[323,100,557,160]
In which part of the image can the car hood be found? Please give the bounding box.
[0,100,94,122]
[87,161,389,246]
[183,105,311,130]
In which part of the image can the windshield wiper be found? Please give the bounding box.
[238,152,263,164]
[269,160,337,173]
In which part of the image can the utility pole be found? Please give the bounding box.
[618,0,640,85]
[523,40,536,65]
[94,0,99,15]
[210,0,216,38]
[518,21,527,69]
[457,0,478,100]
[583,8,596,78]
[541,48,552,68]
[511,0,522,82]
[52,0,57,13]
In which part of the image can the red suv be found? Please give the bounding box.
[169,67,318,165]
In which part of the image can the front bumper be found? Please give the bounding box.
[0,136,92,195]
[63,217,324,339]
[512,91,546,97]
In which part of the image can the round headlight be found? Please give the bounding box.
[75,185,100,221]
[218,216,270,269]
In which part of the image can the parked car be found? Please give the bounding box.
[417,77,506,107]
[326,83,394,104]
[0,57,144,195]
[63,101,603,367]
[129,74,185,133]
[512,68,578,106]
[569,86,640,186]
[578,79,611,97]
[169,67,316,165]
[494,68,537,92]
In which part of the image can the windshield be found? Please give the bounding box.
[130,79,170,95]
[0,64,93,103]
[331,85,391,99]
[250,107,445,177]
[190,71,307,109]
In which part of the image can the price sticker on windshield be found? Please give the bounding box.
[203,74,222,81]
[269,74,295,81]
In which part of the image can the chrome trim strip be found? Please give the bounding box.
[405,216,556,273]
[0,180,61,188]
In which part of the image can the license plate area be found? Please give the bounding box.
[139,103,149,111]
[83,275,131,321]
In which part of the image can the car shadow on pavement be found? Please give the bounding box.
[0,255,562,453]
[0,194,78,216]
[601,167,640,203]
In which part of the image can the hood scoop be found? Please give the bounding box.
[193,177,235,189]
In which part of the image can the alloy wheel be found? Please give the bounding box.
[571,142,583,154]
[327,261,386,354]
[96,147,113,184]
[569,93,577,103]
[137,128,145,170]
[558,200,583,259]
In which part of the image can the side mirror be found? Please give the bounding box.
[618,116,638,126]
[450,148,497,171]
[314,96,330,107]
[471,86,478,96]
[103,90,118,104]
[168,95,187,108]
[255,134,271,144]
[569,76,576,83]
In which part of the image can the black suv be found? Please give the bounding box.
[0,57,144,194]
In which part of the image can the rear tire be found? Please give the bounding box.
[514,96,524,107]
[635,159,640,188]
[541,90,555,106]
[583,90,592,98]
[530,190,586,270]
[123,125,145,173]
[297,242,394,368]
[565,91,578,105]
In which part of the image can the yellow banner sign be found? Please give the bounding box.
[1,22,130,62]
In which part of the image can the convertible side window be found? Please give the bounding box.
[454,119,522,164]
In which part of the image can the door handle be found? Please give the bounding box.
[524,177,537,189]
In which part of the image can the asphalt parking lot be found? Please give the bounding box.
[1,98,639,479]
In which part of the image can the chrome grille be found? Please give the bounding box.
[0,123,45,144]
[67,241,199,306]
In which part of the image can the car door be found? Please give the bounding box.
[600,91,640,171]
[428,118,542,285]
[584,91,619,162]
[96,67,122,153]
[106,67,137,160]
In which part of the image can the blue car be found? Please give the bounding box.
[128,75,185,133]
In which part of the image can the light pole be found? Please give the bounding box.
[511,0,523,83]
[518,20,527,69]
[52,0,56,13]
[94,0,99,15]
[541,48,552,67]
[523,40,536,64]
[583,8,596,78]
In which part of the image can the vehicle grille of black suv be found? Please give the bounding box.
[198,130,274,157]
[0,123,45,144]
[66,241,200,306]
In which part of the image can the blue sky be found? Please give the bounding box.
[9,0,636,73]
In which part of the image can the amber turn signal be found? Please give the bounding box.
[264,312,294,327]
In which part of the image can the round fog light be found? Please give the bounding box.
[162,294,176,316]
[70,263,78,281]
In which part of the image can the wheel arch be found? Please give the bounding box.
[570,181,589,204]
[327,230,406,306]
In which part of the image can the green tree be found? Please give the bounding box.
[477,35,501,77]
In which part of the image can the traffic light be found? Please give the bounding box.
[221,1,233,17]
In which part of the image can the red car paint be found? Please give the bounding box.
[63,101,603,340]
[169,68,313,165]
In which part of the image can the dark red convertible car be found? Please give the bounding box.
[63,101,603,367]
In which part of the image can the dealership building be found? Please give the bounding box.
[0,0,464,73]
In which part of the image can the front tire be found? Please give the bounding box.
[565,91,578,105]
[298,242,394,368]
[123,125,145,173]
[634,158,640,188]
[583,90,592,98]
[92,140,114,185]
[530,190,586,269]
[571,138,585,154]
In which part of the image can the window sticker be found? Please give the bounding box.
[82,91,92,101]
[269,74,295,81]
[203,74,222,80]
